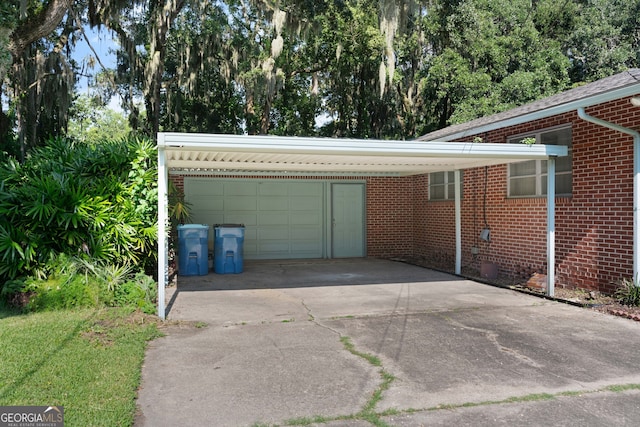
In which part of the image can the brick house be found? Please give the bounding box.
[157,69,638,316]
[418,68,640,294]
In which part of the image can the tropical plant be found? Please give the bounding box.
[0,136,158,285]
[615,277,640,307]
[2,254,157,313]
[168,180,191,224]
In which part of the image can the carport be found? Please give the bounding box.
[156,133,567,319]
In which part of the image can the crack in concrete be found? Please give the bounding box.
[436,314,596,390]
[300,299,350,341]
[282,302,640,426]
[298,298,394,426]
[300,299,315,322]
[440,315,544,369]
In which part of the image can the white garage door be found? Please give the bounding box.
[184,179,325,259]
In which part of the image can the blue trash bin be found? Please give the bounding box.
[214,224,245,274]
[177,224,209,276]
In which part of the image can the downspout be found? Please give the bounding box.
[577,107,640,284]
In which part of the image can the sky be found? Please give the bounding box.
[0,22,124,117]
[73,25,122,111]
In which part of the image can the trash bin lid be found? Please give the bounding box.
[214,223,245,228]
[177,224,209,229]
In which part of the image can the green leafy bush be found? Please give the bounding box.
[615,277,640,307]
[0,279,29,308]
[3,255,157,313]
[4,255,105,311]
[25,276,103,311]
[0,137,158,285]
[113,273,158,314]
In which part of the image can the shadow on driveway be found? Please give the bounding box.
[176,258,460,290]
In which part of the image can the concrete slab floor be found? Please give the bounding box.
[136,259,640,427]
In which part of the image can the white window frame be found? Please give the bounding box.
[429,170,463,201]
[507,125,572,198]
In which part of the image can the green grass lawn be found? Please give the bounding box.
[0,305,162,426]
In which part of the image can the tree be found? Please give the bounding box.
[417,0,572,130]
[1,0,75,159]
[3,0,640,151]
[160,1,243,134]
[0,2,17,91]
[67,95,131,144]
[565,0,640,82]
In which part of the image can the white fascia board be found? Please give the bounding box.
[158,133,567,160]
[425,86,640,142]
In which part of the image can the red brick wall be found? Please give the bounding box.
[412,174,432,258]
[420,96,640,294]
[366,176,414,258]
[171,174,184,192]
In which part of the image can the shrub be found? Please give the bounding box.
[615,277,640,307]
[2,255,157,313]
[113,273,157,314]
[25,276,103,311]
[0,137,158,286]
[0,279,30,308]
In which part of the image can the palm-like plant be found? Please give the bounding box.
[0,137,159,288]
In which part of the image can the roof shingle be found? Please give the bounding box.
[418,69,640,141]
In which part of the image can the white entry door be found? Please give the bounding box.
[331,183,365,258]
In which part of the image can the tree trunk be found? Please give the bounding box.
[2,0,70,151]
[145,0,186,140]
[8,0,69,60]
[260,98,271,135]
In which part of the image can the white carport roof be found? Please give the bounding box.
[158,132,567,175]
[156,132,568,319]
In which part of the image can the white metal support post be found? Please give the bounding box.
[157,145,168,320]
[454,169,462,275]
[547,157,556,297]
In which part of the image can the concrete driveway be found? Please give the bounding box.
[135,259,640,426]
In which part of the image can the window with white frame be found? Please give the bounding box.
[508,126,572,197]
[429,171,463,200]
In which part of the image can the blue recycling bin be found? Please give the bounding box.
[177,224,209,276]
[214,224,245,274]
